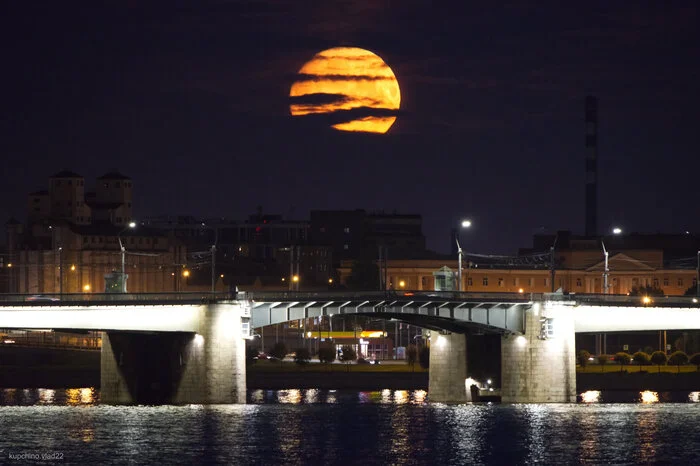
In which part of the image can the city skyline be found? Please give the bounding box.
[1,1,698,254]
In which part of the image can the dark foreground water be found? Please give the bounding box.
[2,389,700,465]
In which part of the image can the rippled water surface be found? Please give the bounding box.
[2,389,700,465]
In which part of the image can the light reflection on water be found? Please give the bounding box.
[1,392,700,464]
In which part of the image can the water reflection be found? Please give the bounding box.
[639,391,659,404]
[277,389,302,404]
[38,388,55,404]
[634,407,660,463]
[580,390,601,403]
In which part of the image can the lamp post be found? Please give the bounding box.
[696,250,699,297]
[601,240,609,294]
[201,223,219,293]
[456,220,471,292]
[118,221,137,293]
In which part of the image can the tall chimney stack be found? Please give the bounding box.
[585,96,598,237]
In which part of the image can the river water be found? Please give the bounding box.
[2,388,700,464]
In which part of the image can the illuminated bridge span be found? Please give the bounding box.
[0,291,698,405]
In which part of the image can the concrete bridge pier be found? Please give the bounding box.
[428,332,472,402]
[501,302,576,403]
[101,303,247,404]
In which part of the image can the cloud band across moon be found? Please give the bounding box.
[289,47,401,133]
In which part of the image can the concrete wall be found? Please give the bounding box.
[101,302,247,404]
[428,332,471,402]
[501,301,576,402]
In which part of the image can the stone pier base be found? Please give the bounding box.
[428,332,472,402]
[100,303,246,404]
[501,302,576,403]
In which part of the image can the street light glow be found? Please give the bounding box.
[612,227,622,235]
[128,221,136,228]
[182,270,190,277]
[292,275,299,283]
[399,280,406,288]
[461,220,472,228]
[83,284,91,292]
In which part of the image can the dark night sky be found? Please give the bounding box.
[1,1,698,254]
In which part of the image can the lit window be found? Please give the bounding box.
[663,278,669,286]
[467,277,473,286]
[482,277,489,286]
[678,278,684,287]
[576,278,582,287]
[498,278,504,287]
[344,227,350,233]
[343,244,349,250]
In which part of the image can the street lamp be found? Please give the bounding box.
[601,240,609,294]
[456,219,472,292]
[201,222,219,294]
[118,221,137,293]
[612,227,623,235]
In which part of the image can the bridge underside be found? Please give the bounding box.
[249,299,528,334]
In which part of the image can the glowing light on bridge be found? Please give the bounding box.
[194,334,204,345]
[516,335,527,346]
[436,335,446,348]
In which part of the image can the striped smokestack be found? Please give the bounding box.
[585,96,598,237]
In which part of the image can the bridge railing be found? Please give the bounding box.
[241,290,535,302]
[562,293,700,306]
[0,292,236,304]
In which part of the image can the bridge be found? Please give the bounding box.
[0,291,698,404]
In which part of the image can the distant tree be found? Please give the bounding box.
[614,352,631,372]
[632,351,650,371]
[318,346,336,366]
[340,345,357,372]
[418,346,430,369]
[643,346,654,355]
[689,353,700,371]
[246,346,258,365]
[597,354,609,372]
[294,347,311,365]
[269,342,288,363]
[668,351,689,373]
[577,350,591,368]
[650,351,667,373]
[628,285,665,297]
[406,344,418,372]
[345,259,380,291]
[684,284,699,296]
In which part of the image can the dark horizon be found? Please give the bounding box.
[1,1,698,254]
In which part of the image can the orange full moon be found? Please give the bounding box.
[289,47,401,133]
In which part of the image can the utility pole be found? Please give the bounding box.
[211,227,218,293]
[456,238,463,292]
[549,234,559,292]
[602,240,609,294]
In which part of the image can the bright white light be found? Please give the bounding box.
[194,334,204,345]
[612,227,622,235]
[128,221,136,228]
[580,390,601,403]
[640,391,658,403]
[465,377,479,390]
[436,335,446,348]
[461,220,472,228]
[693,298,698,304]
[487,379,492,385]
[516,335,527,346]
